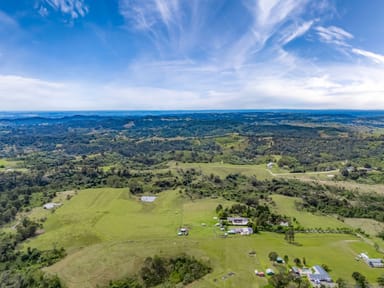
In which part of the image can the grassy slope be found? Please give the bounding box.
[26,188,384,288]
[271,194,348,229]
[0,158,22,171]
[168,162,273,180]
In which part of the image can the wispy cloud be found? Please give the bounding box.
[3,55,384,111]
[118,0,314,68]
[2,1,384,110]
[227,0,308,67]
[281,20,314,45]
[119,0,180,34]
[41,0,88,19]
[0,10,18,27]
[352,48,384,64]
[315,25,353,47]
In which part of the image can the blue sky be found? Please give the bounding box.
[0,0,384,110]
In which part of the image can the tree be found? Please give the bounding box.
[108,277,143,288]
[268,251,278,262]
[215,204,223,214]
[378,275,384,287]
[284,226,295,244]
[284,255,289,264]
[340,167,349,177]
[336,278,347,288]
[352,272,368,288]
[293,258,301,267]
[377,230,384,240]
[321,264,331,272]
[128,181,143,194]
[16,218,39,241]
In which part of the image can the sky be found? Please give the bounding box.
[0,0,384,110]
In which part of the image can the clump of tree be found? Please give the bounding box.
[0,228,66,288]
[107,277,143,288]
[352,272,369,288]
[284,226,295,244]
[140,255,211,287]
[378,275,384,287]
[16,217,40,241]
[377,230,384,240]
[268,251,279,262]
[106,255,211,288]
[268,272,311,288]
[216,203,289,232]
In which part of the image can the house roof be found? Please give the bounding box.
[309,266,332,282]
[141,196,157,202]
[43,202,61,209]
[368,258,382,263]
[227,217,248,221]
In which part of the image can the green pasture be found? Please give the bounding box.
[0,158,21,170]
[25,188,384,288]
[344,218,384,236]
[168,161,273,180]
[271,194,348,229]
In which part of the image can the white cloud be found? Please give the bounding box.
[2,56,384,111]
[352,48,384,64]
[0,10,18,27]
[226,0,309,68]
[281,20,314,45]
[38,6,49,17]
[119,0,180,32]
[42,0,88,19]
[3,0,384,111]
[315,25,353,47]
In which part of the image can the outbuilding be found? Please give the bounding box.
[266,268,274,276]
[43,203,61,210]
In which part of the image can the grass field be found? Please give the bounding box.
[168,161,274,180]
[271,194,348,229]
[0,158,21,170]
[168,160,384,203]
[344,218,384,236]
[25,188,384,288]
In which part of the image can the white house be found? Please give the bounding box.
[43,202,61,210]
[227,217,249,225]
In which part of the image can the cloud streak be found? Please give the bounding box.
[315,25,353,47]
[41,0,88,19]
[1,1,384,110]
[281,20,314,45]
[2,58,384,111]
[352,48,384,64]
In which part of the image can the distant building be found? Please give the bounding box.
[298,267,312,277]
[291,267,300,275]
[140,196,157,202]
[276,257,285,264]
[266,268,274,275]
[227,217,249,226]
[346,166,355,173]
[368,259,384,268]
[308,265,332,283]
[227,227,253,235]
[267,162,274,169]
[178,227,189,236]
[279,221,289,227]
[359,253,384,268]
[43,203,61,210]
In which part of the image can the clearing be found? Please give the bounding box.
[25,188,384,288]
